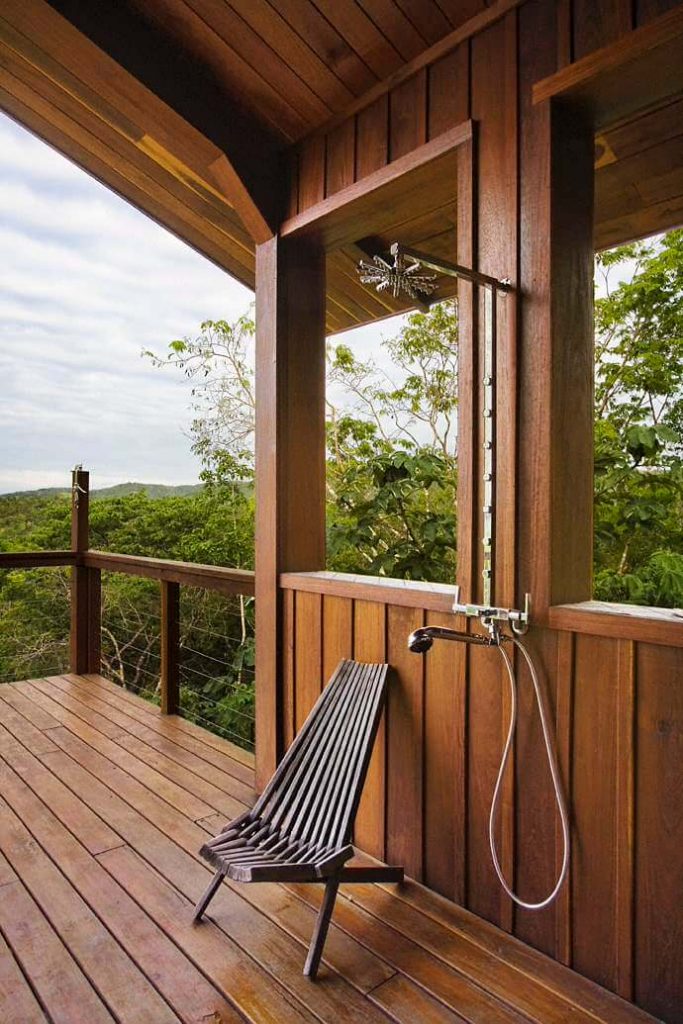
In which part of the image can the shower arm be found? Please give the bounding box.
[388,245,529,637]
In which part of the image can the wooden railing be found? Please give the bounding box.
[0,468,255,718]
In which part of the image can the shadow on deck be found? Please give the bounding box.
[0,673,658,1024]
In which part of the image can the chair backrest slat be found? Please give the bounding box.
[253,660,388,851]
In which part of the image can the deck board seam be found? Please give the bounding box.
[45,674,254,805]
[80,673,255,768]
[0,904,60,1024]
[340,886,602,1024]
[0,765,188,1023]
[64,674,255,785]
[9,680,223,821]
[0,839,124,1023]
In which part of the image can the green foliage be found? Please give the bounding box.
[0,486,256,747]
[3,231,683,730]
[593,230,683,605]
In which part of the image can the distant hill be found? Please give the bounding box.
[1,482,204,501]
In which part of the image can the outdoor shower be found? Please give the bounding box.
[357,243,570,910]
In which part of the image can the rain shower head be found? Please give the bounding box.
[357,250,438,301]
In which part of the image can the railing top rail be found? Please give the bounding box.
[0,549,255,597]
[0,550,76,568]
[84,550,255,596]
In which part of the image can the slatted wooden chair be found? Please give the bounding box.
[193,658,403,978]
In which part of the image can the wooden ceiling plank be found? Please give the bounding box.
[532,5,683,130]
[601,95,683,161]
[225,0,356,112]
[355,0,429,61]
[435,0,489,30]
[3,0,281,243]
[117,0,304,142]
[0,69,254,267]
[181,0,333,126]
[0,44,254,250]
[272,0,379,96]
[393,0,452,46]
[0,85,255,287]
[310,0,404,79]
[596,132,683,197]
[595,193,683,249]
[299,0,523,143]
[1,1,221,173]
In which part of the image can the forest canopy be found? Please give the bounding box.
[1,230,682,743]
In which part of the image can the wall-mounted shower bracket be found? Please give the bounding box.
[451,587,531,641]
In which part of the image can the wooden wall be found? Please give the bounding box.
[281,581,683,1023]
[276,3,683,1022]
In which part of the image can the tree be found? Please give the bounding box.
[593,230,683,606]
[146,302,459,583]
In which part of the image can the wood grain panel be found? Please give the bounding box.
[294,590,323,730]
[386,604,425,879]
[298,133,326,209]
[468,12,518,932]
[283,588,296,749]
[573,0,633,59]
[423,610,467,902]
[513,630,561,957]
[427,44,469,139]
[356,95,390,179]
[322,595,353,680]
[634,643,683,1022]
[635,0,682,23]
[353,600,388,860]
[571,634,621,991]
[326,118,356,197]
[389,69,427,160]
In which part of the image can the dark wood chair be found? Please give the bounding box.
[193,659,403,978]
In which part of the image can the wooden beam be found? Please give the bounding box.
[0,551,76,568]
[82,551,254,596]
[280,122,470,248]
[254,235,326,788]
[533,5,683,130]
[2,0,281,242]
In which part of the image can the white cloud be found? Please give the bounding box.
[0,113,252,493]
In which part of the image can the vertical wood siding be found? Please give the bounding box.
[283,586,683,1022]
[276,3,683,1020]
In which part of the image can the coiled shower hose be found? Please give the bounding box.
[489,635,570,910]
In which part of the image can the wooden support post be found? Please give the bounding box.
[70,467,101,674]
[160,580,180,715]
[254,234,326,789]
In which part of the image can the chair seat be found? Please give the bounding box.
[200,814,355,882]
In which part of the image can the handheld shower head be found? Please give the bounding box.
[407,625,503,653]
[407,628,435,654]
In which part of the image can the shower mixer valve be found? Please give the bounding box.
[451,587,531,641]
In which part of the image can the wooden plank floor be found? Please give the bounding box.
[0,673,660,1024]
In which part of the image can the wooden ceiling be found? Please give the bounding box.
[595,96,683,249]
[0,0,486,335]
[2,0,683,337]
[61,0,489,146]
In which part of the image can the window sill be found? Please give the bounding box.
[548,601,683,647]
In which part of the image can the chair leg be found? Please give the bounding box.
[304,877,340,979]
[192,869,224,923]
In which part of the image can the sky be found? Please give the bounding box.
[0,112,400,495]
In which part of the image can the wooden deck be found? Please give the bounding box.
[0,673,660,1024]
